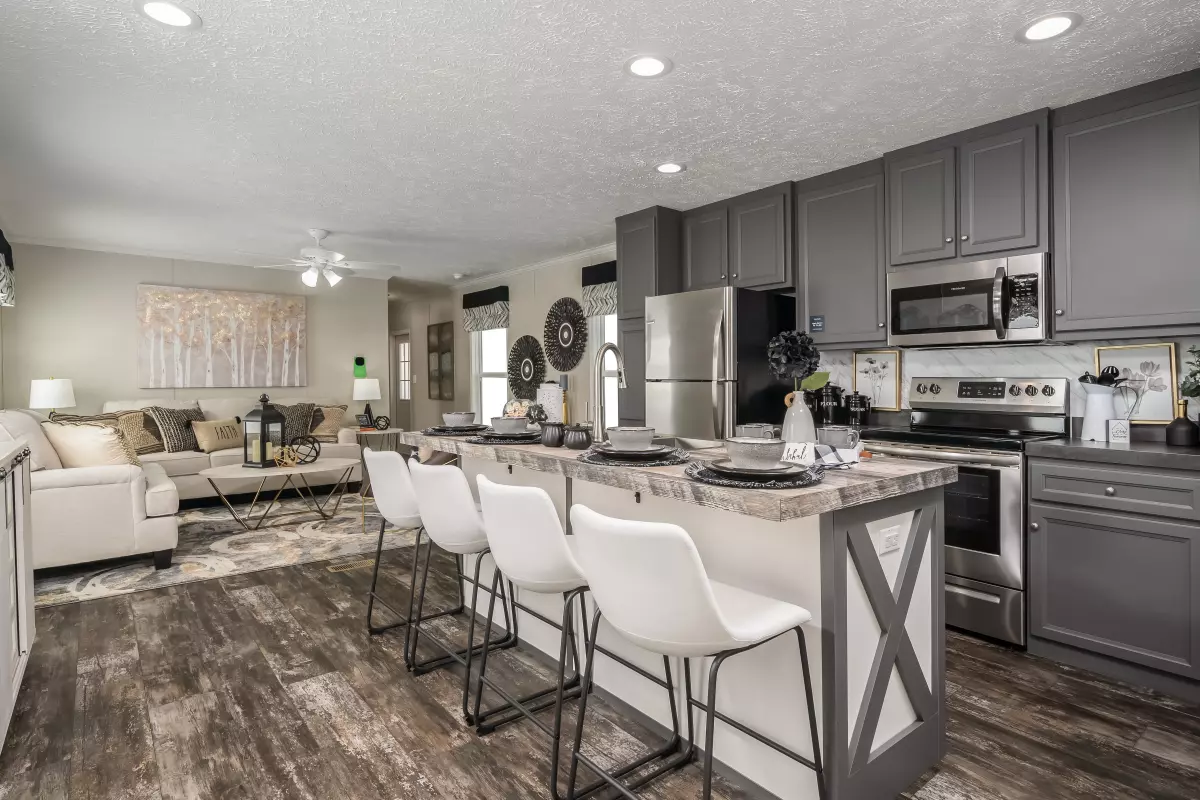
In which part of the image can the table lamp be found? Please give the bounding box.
[353,378,381,426]
[29,378,76,413]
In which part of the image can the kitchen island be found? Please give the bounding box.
[393,432,957,800]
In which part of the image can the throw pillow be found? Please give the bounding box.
[40,421,141,468]
[146,406,206,452]
[0,409,62,471]
[311,404,347,442]
[274,402,315,444]
[50,410,164,455]
[192,418,243,454]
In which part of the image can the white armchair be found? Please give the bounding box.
[29,461,179,570]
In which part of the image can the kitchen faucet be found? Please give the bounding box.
[591,342,627,441]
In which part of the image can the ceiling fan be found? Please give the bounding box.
[252,229,392,287]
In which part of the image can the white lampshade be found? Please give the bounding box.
[353,378,381,401]
[30,378,76,409]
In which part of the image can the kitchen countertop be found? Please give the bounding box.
[394,431,957,522]
[1026,438,1200,471]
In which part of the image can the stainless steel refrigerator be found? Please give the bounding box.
[644,286,792,441]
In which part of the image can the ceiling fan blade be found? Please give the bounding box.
[327,266,355,278]
[252,264,309,271]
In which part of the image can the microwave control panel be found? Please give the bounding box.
[1006,273,1040,329]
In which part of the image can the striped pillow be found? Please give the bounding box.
[146,406,206,452]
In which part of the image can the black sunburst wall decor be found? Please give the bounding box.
[544,297,587,371]
[507,335,546,399]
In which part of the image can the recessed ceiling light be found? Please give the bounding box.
[625,55,673,78]
[656,162,686,174]
[1016,12,1082,42]
[135,1,202,29]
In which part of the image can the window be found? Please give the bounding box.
[472,327,508,420]
[396,339,411,401]
[588,314,619,428]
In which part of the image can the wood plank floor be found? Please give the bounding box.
[4,542,1200,799]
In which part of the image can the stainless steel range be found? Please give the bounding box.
[862,377,1070,646]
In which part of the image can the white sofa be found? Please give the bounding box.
[102,397,363,501]
[0,410,180,571]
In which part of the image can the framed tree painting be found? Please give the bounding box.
[428,321,454,400]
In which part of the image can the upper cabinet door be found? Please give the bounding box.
[616,211,657,320]
[729,184,792,289]
[797,172,886,348]
[682,205,730,291]
[888,148,957,266]
[959,126,1039,256]
[1053,90,1200,335]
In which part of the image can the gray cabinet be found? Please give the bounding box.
[681,182,793,292]
[616,317,646,426]
[1052,88,1200,338]
[615,206,682,320]
[1028,501,1200,679]
[682,205,729,291]
[1029,459,1200,523]
[885,111,1047,268]
[796,166,887,347]
[887,148,957,265]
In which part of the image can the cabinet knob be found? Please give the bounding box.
[944,237,953,243]
[878,322,885,328]
[960,234,969,241]
[1055,309,1064,316]
[720,274,726,279]
[732,273,738,278]
[1030,522,1039,532]
[1104,486,1116,496]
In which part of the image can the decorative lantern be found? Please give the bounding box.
[243,393,285,468]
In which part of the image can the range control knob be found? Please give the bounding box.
[929,383,942,395]
[1042,385,1056,397]
[1008,384,1022,397]
[915,383,928,394]
[1025,385,1039,397]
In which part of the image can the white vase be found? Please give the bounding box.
[537,382,564,423]
[1080,383,1118,441]
[782,395,817,443]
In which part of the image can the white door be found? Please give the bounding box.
[393,334,412,431]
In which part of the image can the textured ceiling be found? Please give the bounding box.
[0,0,1198,283]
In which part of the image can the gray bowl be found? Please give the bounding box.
[491,417,530,435]
[606,426,655,451]
[724,437,787,470]
[442,411,476,427]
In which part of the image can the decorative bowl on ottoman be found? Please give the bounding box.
[491,416,530,435]
[443,411,476,427]
[724,437,787,470]
[605,426,656,451]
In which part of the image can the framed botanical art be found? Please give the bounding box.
[427,321,455,401]
[1095,343,1177,424]
[854,349,902,412]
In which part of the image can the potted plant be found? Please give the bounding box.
[767,330,828,443]
[1167,345,1200,446]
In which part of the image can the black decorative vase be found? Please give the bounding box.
[563,424,593,450]
[1166,400,1199,447]
[540,421,565,448]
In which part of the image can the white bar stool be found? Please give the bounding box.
[361,448,464,635]
[567,505,825,800]
[406,458,517,716]
[473,476,589,798]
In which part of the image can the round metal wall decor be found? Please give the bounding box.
[543,297,587,371]
[289,435,322,465]
[507,335,546,399]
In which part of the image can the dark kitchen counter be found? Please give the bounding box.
[1026,438,1200,472]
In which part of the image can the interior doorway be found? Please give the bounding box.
[392,332,412,431]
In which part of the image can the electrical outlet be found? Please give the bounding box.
[878,525,902,555]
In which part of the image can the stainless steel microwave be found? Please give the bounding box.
[887,254,1048,347]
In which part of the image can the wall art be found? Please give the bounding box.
[853,349,901,412]
[1096,343,1178,424]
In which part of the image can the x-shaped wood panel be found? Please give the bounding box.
[846,508,935,771]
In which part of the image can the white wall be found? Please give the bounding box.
[1,244,391,414]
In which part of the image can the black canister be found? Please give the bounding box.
[845,391,872,427]
[813,384,846,425]
[563,423,594,450]
[540,421,565,448]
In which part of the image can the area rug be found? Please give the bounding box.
[34,494,418,608]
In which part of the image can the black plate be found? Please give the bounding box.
[705,459,810,479]
[431,424,489,433]
[480,430,540,440]
[590,443,672,459]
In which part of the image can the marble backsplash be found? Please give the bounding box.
[820,337,1200,419]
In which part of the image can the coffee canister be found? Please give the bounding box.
[845,391,872,426]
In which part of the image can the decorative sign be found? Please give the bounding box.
[809,315,825,333]
[782,441,816,466]
[1107,419,1131,444]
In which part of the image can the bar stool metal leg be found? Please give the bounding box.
[366,524,464,636]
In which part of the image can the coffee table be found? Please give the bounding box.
[199,458,359,530]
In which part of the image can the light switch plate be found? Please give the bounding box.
[878,525,902,555]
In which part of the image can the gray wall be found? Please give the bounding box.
[1,244,391,415]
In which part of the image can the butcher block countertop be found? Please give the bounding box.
[392,432,957,522]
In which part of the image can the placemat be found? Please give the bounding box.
[578,448,690,467]
[684,461,824,490]
[465,435,543,445]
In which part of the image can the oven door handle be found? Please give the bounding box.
[865,443,1022,467]
[992,265,1008,340]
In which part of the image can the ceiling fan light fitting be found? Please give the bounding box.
[324,268,343,287]
[301,266,320,287]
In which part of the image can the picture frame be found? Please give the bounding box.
[853,349,902,412]
[1095,343,1178,424]
[355,413,372,428]
[427,321,454,401]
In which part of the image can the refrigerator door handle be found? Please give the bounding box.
[712,307,724,382]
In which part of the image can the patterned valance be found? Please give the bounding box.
[0,229,13,308]
[462,285,510,332]
[581,261,616,317]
